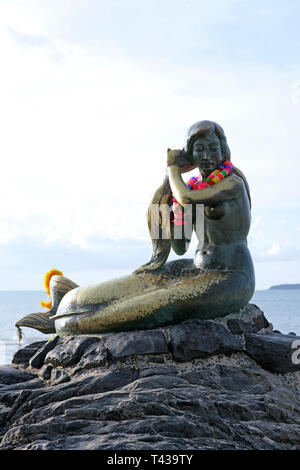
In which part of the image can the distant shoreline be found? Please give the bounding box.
[269,284,300,290]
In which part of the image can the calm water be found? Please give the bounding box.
[0,291,52,366]
[251,289,300,334]
[0,289,299,366]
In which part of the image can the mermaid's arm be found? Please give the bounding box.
[168,166,243,206]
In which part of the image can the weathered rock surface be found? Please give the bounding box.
[169,320,242,362]
[29,335,60,369]
[245,332,300,374]
[0,366,36,386]
[1,303,300,450]
[12,341,46,367]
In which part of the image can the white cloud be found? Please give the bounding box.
[0,29,299,246]
[0,0,299,289]
[267,242,280,257]
[0,222,19,244]
[6,26,55,49]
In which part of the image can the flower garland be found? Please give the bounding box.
[39,268,63,310]
[172,160,233,225]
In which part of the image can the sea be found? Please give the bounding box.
[0,289,299,366]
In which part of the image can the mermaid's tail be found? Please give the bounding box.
[15,310,56,334]
[15,275,79,334]
[49,275,79,312]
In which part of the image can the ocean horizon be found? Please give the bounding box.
[0,289,299,366]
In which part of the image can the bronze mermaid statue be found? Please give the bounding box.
[16,120,255,336]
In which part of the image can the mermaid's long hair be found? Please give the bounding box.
[135,120,251,273]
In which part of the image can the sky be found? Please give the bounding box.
[0,0,299,290]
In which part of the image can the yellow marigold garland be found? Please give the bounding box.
[39,300,52,310]
[40,268,63,310]
[43,268,63,295]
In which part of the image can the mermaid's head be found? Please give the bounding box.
[183,120,231,162]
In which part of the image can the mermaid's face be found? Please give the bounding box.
[192,133,223,176]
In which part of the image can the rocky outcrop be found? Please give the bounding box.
[0,303,300,450]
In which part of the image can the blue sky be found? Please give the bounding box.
[0,0,299,290]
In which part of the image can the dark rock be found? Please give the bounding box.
[102,330,169,359]
[169,319,243,362]
[0,366,36,386]
[226,312,269,335]
[50,369,70,386]
[0,378,45,391]
[245,332,300,373]
[252,312,269,331]
[1,307,300,450]
[38,365,53,381]
[45,366,137,398]
[12,341,46,366]
[1,350,300,450]
[29,336,60,369]
[227,318,256,335]
[288,332,297,336]
[45,336,100,368]
[180,364,266,393]
[223,304,269,334]
[126,374,189,391]
[140,366,178,378]
[273,330,282,334]
[69,340,108,376]
[148,356,165,363]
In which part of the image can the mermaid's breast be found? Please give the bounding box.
[204,203,226,220]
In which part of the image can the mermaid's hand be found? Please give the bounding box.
[167,148,197,173]
[167,148,182,167]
